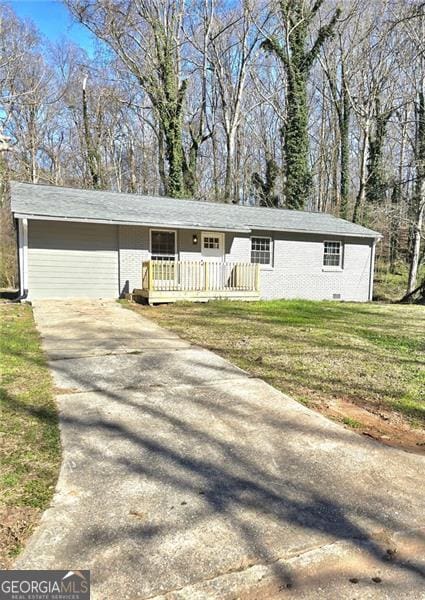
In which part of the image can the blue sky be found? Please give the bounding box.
[7,0,97,54]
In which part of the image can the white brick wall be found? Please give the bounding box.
[225,232,251,262]
[118,225,150,294]
[256,232,373,301]
[117,226,373,302]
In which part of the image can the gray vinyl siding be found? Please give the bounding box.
[28,220,119,299]
[178,229,201,259]
[27,221,374,302]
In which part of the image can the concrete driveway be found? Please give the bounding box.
[15,300,425,599]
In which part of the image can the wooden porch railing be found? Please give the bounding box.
[142,260,260,293]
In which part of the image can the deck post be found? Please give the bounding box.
[204,261,209,291]
[256,264,260,292]
[148,261,153,291]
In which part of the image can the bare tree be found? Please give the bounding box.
[206,2,264,202]
[67,0,189,197]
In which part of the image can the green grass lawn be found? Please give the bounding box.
[129,300,425,434]
[0,303,60,566]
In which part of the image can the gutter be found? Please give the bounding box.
[368,239,379,301]
[251,225,382,240]
[14,218,27,301]
[12,213,251,234]
[16,217,29,301]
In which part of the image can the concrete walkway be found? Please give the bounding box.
[16,300,425,599]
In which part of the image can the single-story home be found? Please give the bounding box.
[11,182,381,303]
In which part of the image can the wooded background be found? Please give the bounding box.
[0,0,424,299]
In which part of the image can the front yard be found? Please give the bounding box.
[129,299,425,452]
[0,303,60,567]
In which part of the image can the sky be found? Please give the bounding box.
[7,0,97,55]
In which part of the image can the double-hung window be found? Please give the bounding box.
[323,241,342,268]
[151,230,176,261]
[251,236,272,266]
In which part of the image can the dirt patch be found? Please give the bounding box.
[315,397,425,455]
[0,506,39,568]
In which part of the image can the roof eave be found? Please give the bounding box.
[13,212,382,239]
[12,212,251,234]
[251,225,382,239]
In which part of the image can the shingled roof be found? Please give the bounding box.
[11,182,380,239]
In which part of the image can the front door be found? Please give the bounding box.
[201,232,225,289]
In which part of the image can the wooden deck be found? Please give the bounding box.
[134,260,261,304]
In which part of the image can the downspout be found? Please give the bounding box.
[368,239,377,301]
[16,217,29,301]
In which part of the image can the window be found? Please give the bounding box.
[251,237,272,266]
[323,241,342,268]
[151,230,176,261]
[203,236,220,249]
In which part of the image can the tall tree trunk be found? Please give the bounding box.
[153,63,188,197]
[82,75,102,190]
[128,138,137,194]
[322,51,351,218]
[224,128,236,202]
[157,127,167,196]
[29,108,38,184]
[365,97,392,221]
[407,81,425,294]
[262,0,340,210]
[331,110,340,211]
[284,72,310,209]
[390,113,406,272]
[163,122,185,197]
[389,182,400,271]
[339,68,351,219]
[0,147,10,210]
[317,86,326,212]
[407,187,425,294]
[212,133,220,202]
[183,4,213,197]
[353,116,370,223]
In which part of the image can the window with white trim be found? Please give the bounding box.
[151,230,176,261]
[323,241,342,267]
[251,237,272,265]
[203,235,220,249]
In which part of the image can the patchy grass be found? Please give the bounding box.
[341,416,362,429]
[126,299,425,448]
[0,303,60,566]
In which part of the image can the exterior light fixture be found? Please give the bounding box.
[192,234,198,245]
